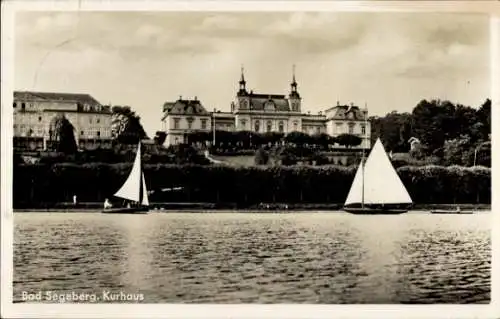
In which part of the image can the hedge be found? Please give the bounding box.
[12,163,490,208]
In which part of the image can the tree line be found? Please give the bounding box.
[370,99,491,166]
[190,130,363,150]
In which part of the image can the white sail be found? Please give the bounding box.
[114,143,142,202]
[344,138,412,206]
[344,161,364,206]
[141,172,149,206]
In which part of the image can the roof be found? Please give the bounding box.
[163,99,209,116]
[325,104,367,120]
[242,92,291,112]
[14,91,101,106]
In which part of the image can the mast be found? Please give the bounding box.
[361,103,368,208]
[138,141,143,205]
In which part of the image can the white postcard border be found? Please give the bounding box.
[1,1,499,319]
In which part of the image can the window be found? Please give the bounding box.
[187,118,193,129]
[201,119,207,129]
[361,125,366,135]
[174,118,180,129]
[266,121,272,132]
[240,119,246,128]
[348,123,354,134]
[97,118,100,124]
[89,118,93,124]
[278,121,284,133]
[38,116,42,122]
[81,131,84,136]
[316,126,321,134]
[28,129,33,136]
[21,103,26,110]
[13,102,17,108]
[254,120,260,132]
[293,121,298,131]
[97,131,101,137]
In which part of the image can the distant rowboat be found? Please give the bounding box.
[430,209,474,215]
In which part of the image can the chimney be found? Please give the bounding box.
[194,96,198,101]
[179,95,182,100]
[336,101,340,106]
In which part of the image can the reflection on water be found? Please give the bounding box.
[14,211,490,303]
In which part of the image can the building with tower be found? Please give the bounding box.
[161,66,371,149]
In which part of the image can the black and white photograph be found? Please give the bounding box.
[1,1,499,318]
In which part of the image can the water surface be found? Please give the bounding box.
[14,211,491,303]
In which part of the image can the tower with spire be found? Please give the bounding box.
[238,65,247,95]
[235,65,250,111]
[289,64,301,112]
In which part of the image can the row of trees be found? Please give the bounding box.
[370,99,491,166]
[13,163,491,207]
[188,130,363,150]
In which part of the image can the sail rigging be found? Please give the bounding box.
[113,142,149,205]
[344,138,412,206]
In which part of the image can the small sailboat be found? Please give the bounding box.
[102,142,149,214]
[343,138,413,214]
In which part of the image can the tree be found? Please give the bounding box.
[476,99,491,141]
[310,133,331,150]
[284,131,311,146]
[336,134,362,148]
[261,132,284,146]
[370,111,413,152]
[443,135,472,166]
[49,114,77,154]
[111,106,148,144]
[154,131,167,145]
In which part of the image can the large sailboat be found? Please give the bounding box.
[343,138,413,214]
[102,142,149,214]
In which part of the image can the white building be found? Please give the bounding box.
[13,91,113,151]
[161,68,371,148]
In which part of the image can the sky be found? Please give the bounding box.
[14,11,491,137]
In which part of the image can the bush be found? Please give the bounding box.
[254,148,270,165]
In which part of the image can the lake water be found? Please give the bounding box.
[13,211,491,304]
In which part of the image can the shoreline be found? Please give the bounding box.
[13,202,491,213]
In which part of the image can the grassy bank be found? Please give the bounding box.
[13,163,491,209]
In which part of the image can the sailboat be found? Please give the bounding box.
[102,142,149,214]
[343,138,413,214]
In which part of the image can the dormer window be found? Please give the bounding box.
[264,100,275,112]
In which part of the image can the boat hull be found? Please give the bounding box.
[430,210,473,215]
[101,207,149,214]
[343,207,408,215]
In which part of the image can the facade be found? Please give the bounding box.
[13,91,113,151]
[161,97,212,146]
[161,68,371,148]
